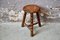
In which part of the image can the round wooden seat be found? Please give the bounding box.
[23,5,40,13]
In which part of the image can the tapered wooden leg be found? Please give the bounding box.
[30,13,34,37]
[21,12,27,27]
[36,13,41,27]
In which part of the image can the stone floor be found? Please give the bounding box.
[0,22,60,40]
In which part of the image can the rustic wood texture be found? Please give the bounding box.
[23,4,40,13]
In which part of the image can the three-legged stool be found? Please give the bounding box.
[21,4,41,37]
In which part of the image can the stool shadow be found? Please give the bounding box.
[33,23,54,36]
[33,23,47,36]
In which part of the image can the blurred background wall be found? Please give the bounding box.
[0,0,60,10]
[0,0,60,23]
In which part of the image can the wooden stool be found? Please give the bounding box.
[21,4,42,37]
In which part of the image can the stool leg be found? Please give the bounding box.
[36,13,41,27]
[21,12,27,27]
[30,13,34,37]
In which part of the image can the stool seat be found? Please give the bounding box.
[23,5,40,13]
